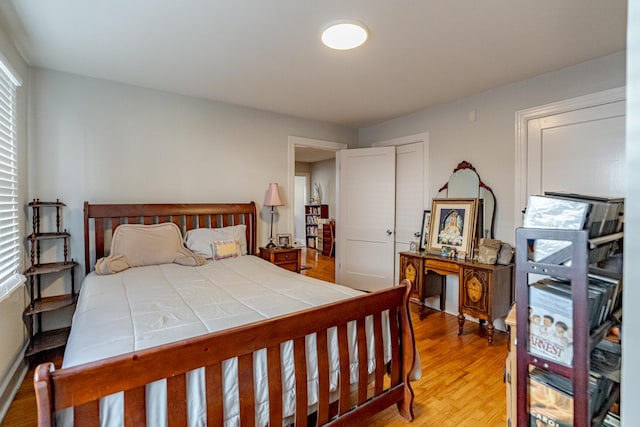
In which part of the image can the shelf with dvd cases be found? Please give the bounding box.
[515,227,622,427]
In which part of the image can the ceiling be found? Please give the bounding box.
[0,1,627,128]
[294,146,339,163]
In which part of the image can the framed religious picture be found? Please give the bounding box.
[418,210,431,252]
[427,198,478,257]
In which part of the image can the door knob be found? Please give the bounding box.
[386,230,393,236]
[414,232,421,237]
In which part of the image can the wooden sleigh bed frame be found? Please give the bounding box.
[34,201,417,426]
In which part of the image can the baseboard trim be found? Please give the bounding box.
[0,343,28,424]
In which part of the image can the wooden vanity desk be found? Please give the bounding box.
[408,160,513,343]
[426,253,513,344]
[400,251,513,343]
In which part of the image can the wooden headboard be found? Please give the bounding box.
[83,202,258,274]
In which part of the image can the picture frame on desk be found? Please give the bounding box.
[277,233,291,248]
[418,210,431,252]
[427,198,478,257]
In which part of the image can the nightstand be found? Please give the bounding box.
[259,246,302,273]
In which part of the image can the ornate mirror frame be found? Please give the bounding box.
[435,160,496,239]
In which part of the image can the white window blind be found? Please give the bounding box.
[0,56,22,300]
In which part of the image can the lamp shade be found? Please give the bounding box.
[264,183,284,207]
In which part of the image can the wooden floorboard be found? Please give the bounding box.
[2,247,508,426]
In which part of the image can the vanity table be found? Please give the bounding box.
[399,251,446,319]
[400,251,512,343]
[411,160,513,343]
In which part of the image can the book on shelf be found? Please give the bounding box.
[528,281,575,367]
[523,193,624,264]
[602,411,621,427]
[529,368,574,427]
[544,192,624,239]
[524,195,590,231]
[545,277,617,330]
[306,237,315,248]
[528,274,621,367]
[529,367,614,426]
[523,195,589,264]
[590,339,621,383]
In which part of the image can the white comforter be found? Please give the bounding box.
[61,255,393,426]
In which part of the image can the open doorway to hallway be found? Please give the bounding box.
[289,136,347,251]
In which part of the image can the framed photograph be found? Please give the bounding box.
[277,233,291,247]
[418,210,431,251]
[427,198,478,256]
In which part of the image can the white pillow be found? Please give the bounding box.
[95,223,206,275]
[184,225,248,258]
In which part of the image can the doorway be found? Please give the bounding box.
[288,136,348,249]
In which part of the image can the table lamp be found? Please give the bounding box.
[264,183,284,248]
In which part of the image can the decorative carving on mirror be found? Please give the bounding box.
[436,160,496,239]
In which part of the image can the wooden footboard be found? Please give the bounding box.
[34,282,416,426]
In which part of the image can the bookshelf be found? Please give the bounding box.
[305,204,328,249]
[514,228,622,427]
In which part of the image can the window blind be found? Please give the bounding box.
[0,56,21,299]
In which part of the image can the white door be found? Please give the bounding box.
[393,142,425,283]
[527,102,625,200]
[336,147,396,291]
[372,133,429,285]
[516,89,626,225]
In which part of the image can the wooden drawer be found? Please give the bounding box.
[278,262,298,272]
[273,251,297,263]
[425,258,460,274]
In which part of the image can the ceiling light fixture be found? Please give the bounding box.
[321,20,368,50]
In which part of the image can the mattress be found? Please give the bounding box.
[60,255,394,426]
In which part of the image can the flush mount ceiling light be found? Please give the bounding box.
[321,20,368,50]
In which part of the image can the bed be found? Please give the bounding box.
[33,201,418,426]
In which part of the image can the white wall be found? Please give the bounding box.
[0,20,29,422]
[623,1,639,424]
[359,52,627,328]
[28,68,357,281]
[359,51,626,245]
[310,158,336,219]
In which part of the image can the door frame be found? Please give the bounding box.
[287,136,348,241]
[514,87,625,227]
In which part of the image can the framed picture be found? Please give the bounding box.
[418,210,431,251]
[427,198,478,256]
[277,233,291,247]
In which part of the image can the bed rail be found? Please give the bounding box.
[34,282,416,426]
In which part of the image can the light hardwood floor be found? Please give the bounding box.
[2,248,508,427]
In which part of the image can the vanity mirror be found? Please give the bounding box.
[435,160,496,240]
